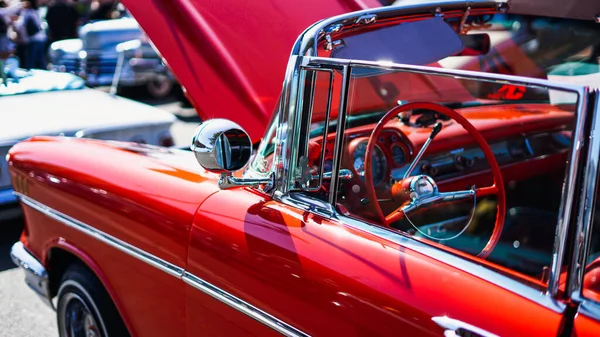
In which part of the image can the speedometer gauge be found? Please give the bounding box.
[391,145,406,166]
[353,141,387,185]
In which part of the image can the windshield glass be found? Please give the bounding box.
[250,13,599,177]
[310,13,599,130]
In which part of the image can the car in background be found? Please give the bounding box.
[47,16,177,98]
[0,59,175,220]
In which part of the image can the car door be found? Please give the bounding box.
[183,188,568,336]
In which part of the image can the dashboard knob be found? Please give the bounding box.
[455,155,475,169]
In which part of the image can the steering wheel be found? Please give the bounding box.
[364,102,506,258]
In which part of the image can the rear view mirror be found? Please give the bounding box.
[191,119,252,173]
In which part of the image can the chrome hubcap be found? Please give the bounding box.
[61,293,102,337]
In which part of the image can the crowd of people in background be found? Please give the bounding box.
[0,0,121,72]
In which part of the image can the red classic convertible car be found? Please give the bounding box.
[8,0,600,336]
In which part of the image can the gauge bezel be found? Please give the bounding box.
[390,144,407,166]
[350,139,388,187]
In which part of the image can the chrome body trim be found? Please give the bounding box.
[10,241,54,309]
[579,300,600,322]
[432,316,499,337]
[183,272,309,337]
[295,1,500,58]
[308,57,589,93]
[15,192,184,279]
[328,65,350,204]
[569,90,600,300]
[336,214,566,313]
[547,88,590,298]
[273,56,303,195]
[301,67,334,192]
[14,193,309,337]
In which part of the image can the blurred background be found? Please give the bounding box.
[0,2,200,335]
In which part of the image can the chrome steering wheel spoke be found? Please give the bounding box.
[400,185,477,241]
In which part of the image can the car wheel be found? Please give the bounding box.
[146,75,173,99]
[56,263,129,337]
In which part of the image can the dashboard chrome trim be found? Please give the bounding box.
[15,193,310,337]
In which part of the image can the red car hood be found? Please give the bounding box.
[121,0,382,141]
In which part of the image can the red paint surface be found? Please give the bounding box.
[9,137,220,337]
[7,133,569,336]
[187,189,563,336]
[573,312,600,337]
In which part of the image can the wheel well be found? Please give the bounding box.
[47,247,132,336]
[47,248,90,298]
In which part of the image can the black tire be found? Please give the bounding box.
[56,263,129,337]
[146,75,174,99]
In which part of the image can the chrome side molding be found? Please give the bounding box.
[432,316,499,337]
[183,272,309,337]
[14,193,309,337]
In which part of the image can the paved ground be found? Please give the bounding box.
[0,217,57,337]
[0,89,200,337]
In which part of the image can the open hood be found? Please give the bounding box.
[507,0,600,20]
[120,0,382,141]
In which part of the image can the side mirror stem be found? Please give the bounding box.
[219,172,273,190]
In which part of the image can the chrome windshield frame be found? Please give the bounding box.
[264,0,592,305]
[273,53,590,298]
[569,90,600,319]
[268,0,503,195]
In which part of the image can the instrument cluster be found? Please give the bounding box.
[348,130,413,187]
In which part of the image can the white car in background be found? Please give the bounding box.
[0,62,175,219]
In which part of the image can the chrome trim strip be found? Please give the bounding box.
[569,90,600,299]
[337,214,566,313]
[183,272,309,337]
[15,193,309,337]
[432,316,499,337]
[10,241,54,309]
[329,64,350,205]
[294,0,500,58]
[579,300,600,322]
[15,192,184,278]
[309,57,587,93]
[548,88,589,298]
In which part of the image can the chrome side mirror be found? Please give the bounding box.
[191,119,272,190]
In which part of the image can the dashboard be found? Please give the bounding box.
[316,127,571,193]
[391,130,571,182]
